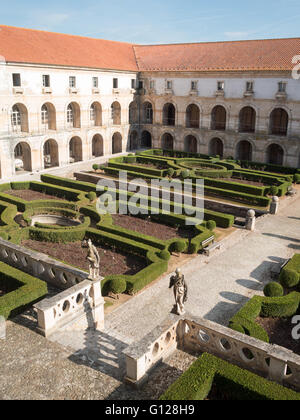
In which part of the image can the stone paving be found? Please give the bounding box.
[0,192,299,399]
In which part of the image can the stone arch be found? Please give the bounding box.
[269,108,289,136]
[14,142,32,173]
[44,139,59,168]
[11,103,29,132]
[209,138,224,158]
[236,140,253,161]
[266,143,284,165]
[129,101,138,124]
[141,130,152,148]
[92,134,104,158]
[163,103,176,126]
[142,101,153,124]
[162,132,174,150]
[90,102,102,127]
[129,130,139,150]
[186,104,200,128]
[67,102,81,128]
[184,135,198,153]
[69,136,83,163]
[211,105,227,131]
[112,132,122,154]
[111,101,121,125]
[239,106,256,133]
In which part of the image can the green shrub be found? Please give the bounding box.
[207,220,217,231]
[269,186,279,196]
[171,240,186,253]
[181,169,190,179]
[294,174,300,184]
[92,164,99,172]
[0,262,47,319]
[161,353,300,401]
[263,282,284,297]
[167,168,175,177]
[279,269,300,288]
[159,250,171,261]
[110,278,126,296]
[87,191,97,202]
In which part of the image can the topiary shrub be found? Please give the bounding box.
[87,191,97,203]
[109,277,126,299]
[181,169,190,179]
[279,269,300,288]
[264,282,284,297]
[167,168,175,178]
[171,240,186,253]
[92,164,99,172]
[294,174,300,184]
[159,249,171,261]
[269,186,279,196]
[206,220,217,231]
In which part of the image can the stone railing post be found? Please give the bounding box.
[245,209,256,231]
[270,196,279,215]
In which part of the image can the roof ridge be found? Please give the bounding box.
[136,37,300,47]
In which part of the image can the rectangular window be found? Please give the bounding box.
[12,73,21,87]
[246,81,254,92]
[191,81,197,91]
[278,82,287,93]
[43,75,50,88]
[113,78,118,89]
[131,79,136,89]
[92,77,98,88]
[217,81,225,91]
[138,80,144,89]
[150,80,155,90]
[69,76,76,88]
[166,81,172,90]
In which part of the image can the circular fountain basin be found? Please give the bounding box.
[31,215,81,227]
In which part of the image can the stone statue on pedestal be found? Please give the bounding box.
[169,268,188,315]
[86,239,100,281]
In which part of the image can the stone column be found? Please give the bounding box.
[245,209,256,231]
[270,196,279,215]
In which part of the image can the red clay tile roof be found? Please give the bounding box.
[134,38,300,72]
[0,25,299,73]
[0,25,138,71]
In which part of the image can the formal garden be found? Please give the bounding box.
[0,149,300,400]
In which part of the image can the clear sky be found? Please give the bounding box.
[1,0,299,44]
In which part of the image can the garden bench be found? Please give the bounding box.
[203,242,222,257]
[201,236,215,249]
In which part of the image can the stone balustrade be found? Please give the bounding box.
[123,315,180,386]
[34,278,105,337]
[123,314,300,391]
[0,238,88,289]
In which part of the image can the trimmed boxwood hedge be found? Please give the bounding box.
[0,262,47,319]
[229,292,300,343]
[279,254,300,288]
[160,353,300,401]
